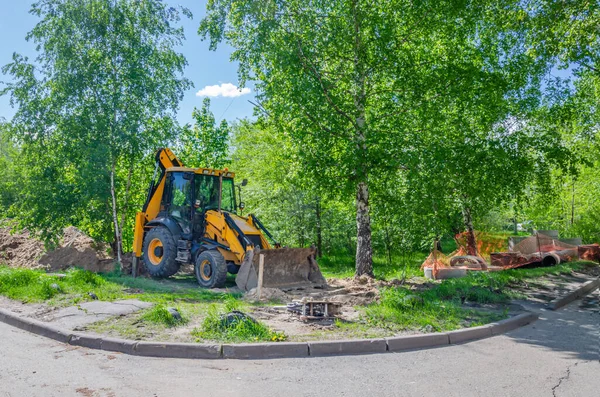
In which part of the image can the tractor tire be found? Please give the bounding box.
[195,250,228,288]
[142,227,179,278]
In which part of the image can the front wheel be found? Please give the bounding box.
[195,250,228,288]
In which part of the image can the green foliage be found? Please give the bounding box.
[230,120,355,252]
[199,0,583,274]
[192,302,286,342]
[1,0,191,250]
[0,122,21,214]
[141,304,188,327]
[179,98,230,169]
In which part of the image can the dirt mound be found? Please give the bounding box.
[0,225,46,268]
[0,223,115,273]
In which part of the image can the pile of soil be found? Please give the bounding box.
[0,223,114,273]
[0,225,46,269]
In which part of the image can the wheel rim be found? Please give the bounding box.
[148,238,164,266]
[199,259,212,281]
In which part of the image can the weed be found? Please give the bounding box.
[192,304,286,342]
[141,304,188,327]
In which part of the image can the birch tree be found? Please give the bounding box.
[199,0,544,275]
[1,0,191,263]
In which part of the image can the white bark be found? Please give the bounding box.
[110,161,122,266]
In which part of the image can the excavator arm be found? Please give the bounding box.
[133,148,183,259]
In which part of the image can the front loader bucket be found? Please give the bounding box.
[235,247,326,292]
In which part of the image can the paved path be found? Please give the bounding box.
[0,291,598,397]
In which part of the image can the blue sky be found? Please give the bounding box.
[0,0,256,126]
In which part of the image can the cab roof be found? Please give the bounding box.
[166,166,236,178]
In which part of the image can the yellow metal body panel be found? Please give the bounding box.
[203,210,271,265]
[144,175,166,222]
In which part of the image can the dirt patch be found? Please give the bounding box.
[0,224,114,273]
[239,276,397,338]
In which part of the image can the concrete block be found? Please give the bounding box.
[134,342,222,359]
[100,337,136,354]
[308,339,387,356]
[448,325,492,344]
[223,342,309,359]
[386,333,449,352]
[490,313,538,335]
[69,333,103,349]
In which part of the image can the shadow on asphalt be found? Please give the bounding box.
[507,295,600,361]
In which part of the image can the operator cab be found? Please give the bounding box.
[159,168,237,238]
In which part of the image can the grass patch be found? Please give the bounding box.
[364,261,595,332]
[141,304,188,327]
[365,287,506,332]
[318,253,424,280]
[191,297,286,343]
[0,265,237,306]
[0,267,62,301]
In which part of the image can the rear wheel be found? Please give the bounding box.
[142,227,179,278]
[195,250,228,288]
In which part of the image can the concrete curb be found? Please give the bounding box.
[448,325,493,344]
[308,338,387,356]
[489,312,538,335]
[386,332,449,352]
[547,278,600,311]
[223,342,308,359]
[0,307,538,360]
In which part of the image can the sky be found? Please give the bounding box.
[0,0,256,126]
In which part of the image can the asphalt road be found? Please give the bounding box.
[0,292,598,397]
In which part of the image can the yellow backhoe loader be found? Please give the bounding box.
[132,148,326,290]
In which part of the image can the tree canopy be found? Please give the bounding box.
[1,0,191,262]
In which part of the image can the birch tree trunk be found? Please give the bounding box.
[118,161,134,249]
[355,181,373,276]
[110,161,122,267]
[353,0,373,277]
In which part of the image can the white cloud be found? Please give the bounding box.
[196,83,251,98]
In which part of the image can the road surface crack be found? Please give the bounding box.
[551,362,581,397]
